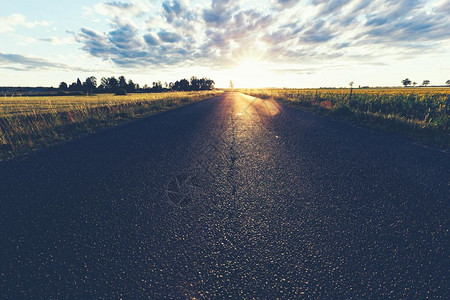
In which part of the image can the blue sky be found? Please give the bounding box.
[0,0,449,88]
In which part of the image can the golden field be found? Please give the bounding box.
[0,91,222,160]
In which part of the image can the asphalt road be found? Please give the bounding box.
[1,92,448,298]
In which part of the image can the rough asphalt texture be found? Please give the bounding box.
[1,92,448,298]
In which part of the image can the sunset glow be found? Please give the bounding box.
[229,57,272,88]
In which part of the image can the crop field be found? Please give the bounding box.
[240,88,450,148]
[0,91,222,161]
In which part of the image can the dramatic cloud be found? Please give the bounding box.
[203,0,240,26]
[143,33,159,46]
[157,31,182,43]
[162,0,189,23]
[74,0,450,69]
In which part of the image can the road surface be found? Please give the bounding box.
[1,92,448,298]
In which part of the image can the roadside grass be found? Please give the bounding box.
[0,91,222,161]
[239,88,450,148]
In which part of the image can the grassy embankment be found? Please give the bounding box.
[240,88,450,148]
[0,90,222,161]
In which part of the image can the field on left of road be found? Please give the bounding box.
[0,90,222,161]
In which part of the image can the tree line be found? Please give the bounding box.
[59,76,215,94]
[401,79,450,87]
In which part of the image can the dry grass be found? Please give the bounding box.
[0,91,222,161]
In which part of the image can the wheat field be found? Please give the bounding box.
[0,91,222,160]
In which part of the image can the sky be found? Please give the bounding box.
[0,0,449,88]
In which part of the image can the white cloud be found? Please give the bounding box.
[0,14,52,33]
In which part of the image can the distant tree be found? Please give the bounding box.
[181,79,190,91]
[99,77,109,90]
[349,81,354,87]
[118,76,127,89]
[108,77,119,90]
[83,76,97,94]
[59,82,68,90]
[173,79,190,91]
[151,81,163,92]
[190,76,200,91]
[412,81,417,87]
[422,80,430,86]
[229,80,234,89]
[68,82,77,91]
[202,78,215,90]
[59,75,215,94]
[401,78,412,87]
[446,80,450,86]
[76,78,82,90]
[126,79,136,93]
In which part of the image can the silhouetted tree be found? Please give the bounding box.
[202,78,215,90]
[190,76,200,91]
[58,82,68,90]
[118,76,127,89]
[173,79,190,91]
[402,78,411,87]
[422,80,430,86]
[59,75,215,94]
[108,77,119,90]
[126,79,136,92]
[412,81,417,87]
[446,80,450,86]
[99,77,109,90]
[151,81,163,92]
[83,76,97,94]
[76,78,82,90]
[68,82,77,91]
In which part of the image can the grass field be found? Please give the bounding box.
[239,87,450,148]
[0,91,222,161]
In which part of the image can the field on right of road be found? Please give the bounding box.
[240,87,450,148]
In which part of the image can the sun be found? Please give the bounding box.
[230,57,271,88]
[235,57,264,73]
